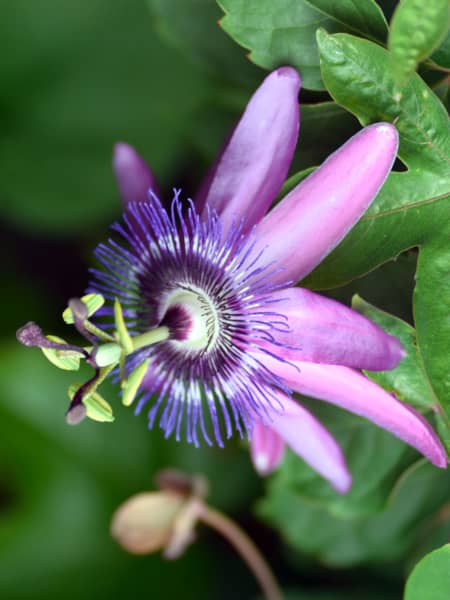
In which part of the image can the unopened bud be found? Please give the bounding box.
[111,492,185,554]
[94,342,122,367]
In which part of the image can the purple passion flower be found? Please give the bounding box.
[18,67,447,493]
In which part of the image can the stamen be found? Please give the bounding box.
[161,285,220,352]
[16,321,86,357]
[86,193,295,445]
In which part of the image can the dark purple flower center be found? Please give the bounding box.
[89,192,292,446]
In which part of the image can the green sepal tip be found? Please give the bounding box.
[69,384,115,423]
[41,335,82,371]
[63,294,105,324]
[122,359,150,407]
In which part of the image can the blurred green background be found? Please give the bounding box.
[0,1,444,598]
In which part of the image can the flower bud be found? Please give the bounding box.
[111,492,185,554]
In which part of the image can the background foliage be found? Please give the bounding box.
[1,0,449,598]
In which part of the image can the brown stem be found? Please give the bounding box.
[199,506,282,600]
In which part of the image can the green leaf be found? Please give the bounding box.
[218,0,388,90]
[303,190,450,291]
[298,30,450,457]
[431,29,450,68]
[405,545,450,600]
[314,30,450,170]
[388,0,450,88]
[352,295,435,411]
[259,453,450,566]
[273,407,413,518]
[352,295,450,452]
[414,236,450,446]
[303,31,450,432]
[306,0,388,40]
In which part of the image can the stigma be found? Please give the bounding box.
[161,284,220,352]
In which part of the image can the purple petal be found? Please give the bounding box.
[113,142,160,208]
[256,393,352,493]
[258,355,448,468]
[250,422,285,475]
[254,123,399,285]
[260,287,405,370]
[196,67,301,233]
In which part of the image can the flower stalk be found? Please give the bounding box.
[199,505,282,600]
[111,470,282,600]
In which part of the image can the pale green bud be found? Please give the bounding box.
[94,342,122,367]
[111,492,185,555]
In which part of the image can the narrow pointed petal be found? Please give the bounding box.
[113,142,159,208]
[258,355,448,468]
[196,67,301,232]
[254,123,399,285]
[250,422,285,475]
[259,393,352,493]
[261,287,404,370]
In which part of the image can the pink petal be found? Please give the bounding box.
[255,393,352,493]
[254,123,399,285]
[196,67,301,233]
[258,355,448,468]
[250,422,285,475]
[113,142,160,208]
[258,287,404,370]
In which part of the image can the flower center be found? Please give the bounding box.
[161,285,220,352]
[89,195,290,446]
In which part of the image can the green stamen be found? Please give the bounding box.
[122,359,151,407]
[114,298,134,354]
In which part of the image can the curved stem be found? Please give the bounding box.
[199,506,282,600]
